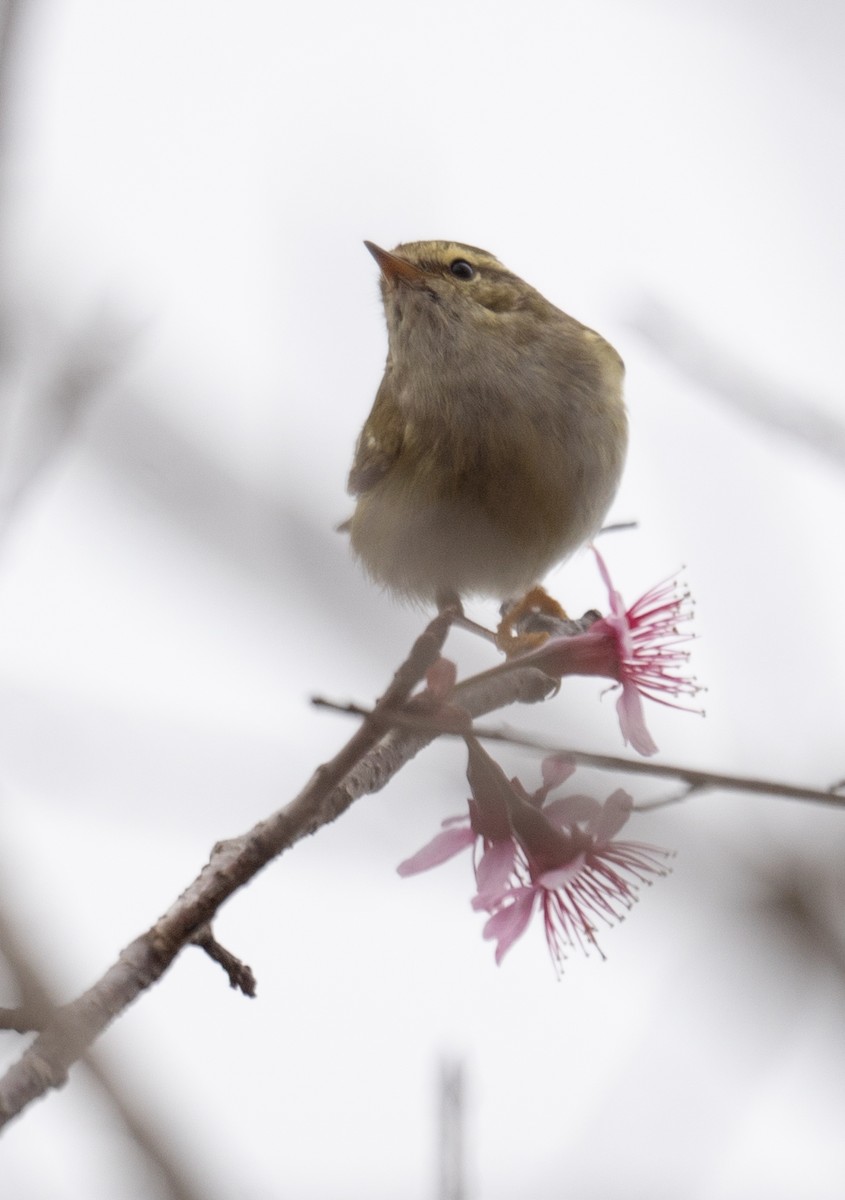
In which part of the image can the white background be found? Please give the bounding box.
[1,1,844,1197]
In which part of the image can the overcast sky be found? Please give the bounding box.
[1,3,844,1198]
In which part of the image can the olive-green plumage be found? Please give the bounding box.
[347,240,627,606]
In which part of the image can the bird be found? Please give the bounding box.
[345,239,627,625]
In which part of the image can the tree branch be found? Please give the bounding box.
[312,699,845,811]
[0,613,555,1129]
[191,925,256,996]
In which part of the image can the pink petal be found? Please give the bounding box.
[541,754,577,792]
[537,852,587,890]
[425,656,458,699]
[544,793,601,829]
[590,789,633,844]
[482,890,537,963]
[616,683,658,757]
[397,825,474,876]
[591,544,627,620]
[473,840,518,906]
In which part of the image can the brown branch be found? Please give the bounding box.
[191,926,256,997]
[478,737,845,809]
[0,908,56,1033]
[0,1007,44,1034]
[0,612,555,1129]
[312,698,845,811]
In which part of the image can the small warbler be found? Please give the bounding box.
[346,240,627,611]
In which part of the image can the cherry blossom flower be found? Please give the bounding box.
[513,547,701,756]
[398,740,670,973]
[475,787,672,973]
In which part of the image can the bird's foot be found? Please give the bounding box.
[496,587,570,656]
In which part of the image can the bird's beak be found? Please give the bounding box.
[364,240,427,286]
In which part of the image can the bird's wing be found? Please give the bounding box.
[347,375,404,496]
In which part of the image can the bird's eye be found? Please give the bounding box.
[449,259,475,281]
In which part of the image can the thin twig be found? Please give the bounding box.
[634,783,706,812]
[476,737,845,809]
[312,696,845,810]
[192,926,256,996]
[597,520,639,537]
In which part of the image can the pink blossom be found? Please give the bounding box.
[514,547,701,756]
[398,742,671,973]
[476,786,671,973]
[589,547,701,753]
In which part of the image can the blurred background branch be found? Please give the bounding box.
[628,296,845,470]
[0,312,135,531]
[437,1058,467,1200]
[0,0,24,159]
[0,899,207,1200]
